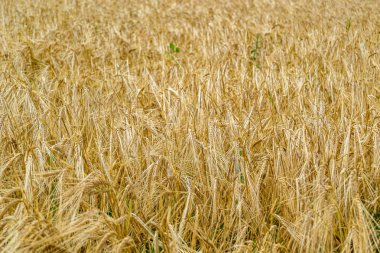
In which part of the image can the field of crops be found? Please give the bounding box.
[0,0,379,252]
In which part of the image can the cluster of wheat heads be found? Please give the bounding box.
[0,0,379,252]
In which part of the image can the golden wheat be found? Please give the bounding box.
[0,0,380,252]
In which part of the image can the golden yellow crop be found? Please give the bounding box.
[0,0,379,252]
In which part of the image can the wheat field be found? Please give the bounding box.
[0,0,379,252]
